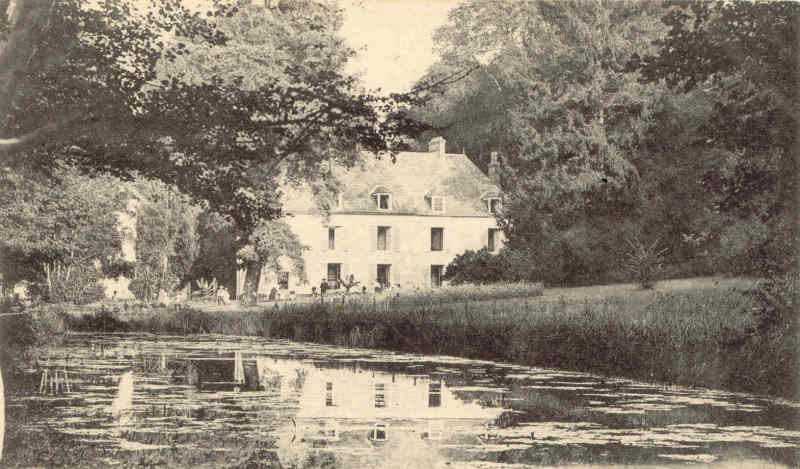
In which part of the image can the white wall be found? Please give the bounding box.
[273,213,503,294]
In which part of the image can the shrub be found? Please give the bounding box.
[444,247,544,285]
[624,233,668,289]
[443,248,505,285]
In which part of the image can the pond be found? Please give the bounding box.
[3,333,799,468]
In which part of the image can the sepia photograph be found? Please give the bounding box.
[0,0,797,467]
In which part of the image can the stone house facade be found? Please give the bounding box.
[251,137,503,296]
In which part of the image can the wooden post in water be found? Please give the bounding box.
[234,351,244,385]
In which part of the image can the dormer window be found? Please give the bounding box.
[377,193,390,210]
[426,195,445,213]
[488,197,501,214]
[371,186,392,211]
[481,191,502,215]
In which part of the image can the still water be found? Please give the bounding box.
[5,333,800,468]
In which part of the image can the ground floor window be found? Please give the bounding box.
[488,228,498,252]
[431,265,443,288]
[371,423,388,441]
[374,382,387,408]
[278,271,289,290]
[327,263,341,289]
[377,264,391,289]
[325,381,334,407]
[428,381,442,407]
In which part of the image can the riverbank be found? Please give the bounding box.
[7,277,798,400]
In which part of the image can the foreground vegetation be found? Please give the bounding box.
[6,278,795,400]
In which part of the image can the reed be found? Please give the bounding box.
[60,282,796,399]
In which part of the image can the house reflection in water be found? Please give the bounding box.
[277,360,506,468]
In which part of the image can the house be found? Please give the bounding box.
[249,136,504,297]
[274,359,505,468]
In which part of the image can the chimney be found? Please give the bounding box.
[488,151,501,185]
[428,136,446,156]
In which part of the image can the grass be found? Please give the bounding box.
[24,277,800,399]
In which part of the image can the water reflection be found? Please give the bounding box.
[4,333,799,468]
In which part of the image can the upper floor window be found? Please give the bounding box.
[431,228,444,251]
[377,226,390,251]
[328,227,335,250]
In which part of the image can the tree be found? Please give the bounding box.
[236,218,308,299]
[0,0,427,232]
[0,165,125,303]
[127,178,201,302]
[416,0,673,285]
[634,0,799,277]
[187,210,239,294]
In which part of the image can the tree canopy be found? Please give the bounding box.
[421,0,797,285]
[0,0,427,230]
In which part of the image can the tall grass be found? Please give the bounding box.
[61,283,797,399]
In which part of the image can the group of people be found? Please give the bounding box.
[313,275,405,297]
[216,286,230,305]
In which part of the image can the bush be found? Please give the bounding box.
[66,307,130,332]
[444,247,544,285]
[624,233,668,289]
[443,248,505,285]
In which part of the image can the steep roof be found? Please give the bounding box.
[282,148,500,217]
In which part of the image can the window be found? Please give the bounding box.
[336,192,343,210]
[327,264,341,289]
[431,265,443,289]
[488,197,501,214]
[377,226,390,250]
[325,381,334,407]
[488,228,498,252]
[371,423,388,441]
[278,271,289,290]
[427,196,445,213]
[376,193,391,210]
[377,264,391,288]
[328,227,335,250]
[374,383,386,408]
[431,228,444,251]
[428,381,442,408]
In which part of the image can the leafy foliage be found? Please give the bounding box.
[415,0,796,287]
[0,165,125,302]
[1,0,428,231]
[624,233,668,289]
[443,248,506,285]
[237,218,309,297]
[128,178,201,302]
[634,0,799,278]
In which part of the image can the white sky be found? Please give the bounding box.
[340,0,459,93]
